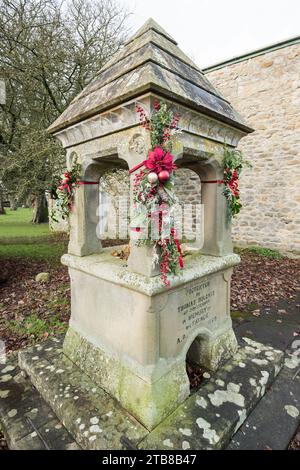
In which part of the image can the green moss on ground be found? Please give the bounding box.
[5,313,67,340]
[234,245,283,260]
[231,310,251,320]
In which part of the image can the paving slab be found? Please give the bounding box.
[233,297,300,351]
[0,336,289,450]
[138,338,284,450]
[227,340,300,450]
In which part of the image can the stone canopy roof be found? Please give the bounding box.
[48,18,252,134]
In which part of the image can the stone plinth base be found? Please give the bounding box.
[1,337,284,450]
[63,326,190,433]
[61,249,240,429]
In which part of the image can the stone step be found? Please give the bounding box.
[18,338,149,450]
[0,349,80,450]
[227,340,300,450]
[1,336,285,450]
[138,337,284,450]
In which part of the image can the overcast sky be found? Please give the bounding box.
[122,0,300,68]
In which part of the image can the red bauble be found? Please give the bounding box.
[158,170,170,183]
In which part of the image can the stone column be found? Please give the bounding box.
[200,164,233,256]
[68,161,105,257]
[181,161,232,257]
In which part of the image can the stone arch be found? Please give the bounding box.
[186,332,211,364]
[98,168,130,242]
[183,328,213,389]
[68,154,129,256]
[174,151,232,256]
[182,325,212,357]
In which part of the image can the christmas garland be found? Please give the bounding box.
[49,159,82,222]
[222,147,250,221]
[131,100,183,286]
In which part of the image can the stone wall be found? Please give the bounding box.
[204,41,300,254]
[98,170,130,240]
[174,168,201,241]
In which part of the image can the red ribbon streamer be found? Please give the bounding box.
[174,237,184,269]
[59,183,71,193]
[171,228,184,269]
[202,180,224,184]
[77,181,99,185]
[202,174,239,197]
[129,161,147,174]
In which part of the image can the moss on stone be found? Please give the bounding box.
[63,326,190,430]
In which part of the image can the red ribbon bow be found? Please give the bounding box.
[129,146,176,175]
[58,172,71,193]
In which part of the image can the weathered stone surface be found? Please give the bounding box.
[50,63,249,135]
[205,42,300,254]
[63,326,190,433]
[227,339,300,450]
[14,418,80,450]
[48,19,251,134]
[18,342,149,450]
[79,43,220,103]
[138,338,284,450]
[60,250,239,429]
[0,353,79,450]
[102,20,202,77]
[2,337,289,450]
[61,249,240,296]
[54,98,245,150]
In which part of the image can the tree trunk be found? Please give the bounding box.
[9,196,17,211]
[0,190,6,215]
[32,194,48,223]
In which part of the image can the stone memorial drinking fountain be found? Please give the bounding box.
[3,20,284,450]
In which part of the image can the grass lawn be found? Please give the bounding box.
[0,208,50,242]
[0,208,67,258]
[0,242,67,259]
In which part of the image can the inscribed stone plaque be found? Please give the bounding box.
[159,272,228,357]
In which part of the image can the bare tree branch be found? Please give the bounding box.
[0,0,130,209]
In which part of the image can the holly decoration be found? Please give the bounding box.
[222,147,250,221]
[132,100,182,286]
[49,158,81,222]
